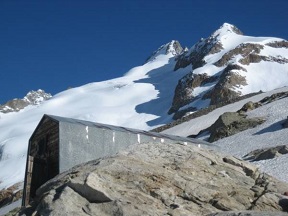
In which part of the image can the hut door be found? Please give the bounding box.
[30,157,48,199]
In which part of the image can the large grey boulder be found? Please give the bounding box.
[208,112,265,142]
[18,142,288,216]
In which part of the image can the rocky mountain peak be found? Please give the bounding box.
[173,23,243,72]
[145,40,183,62]
[23,89,52,105]
[0,89,52,114]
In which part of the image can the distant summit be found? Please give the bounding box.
[0,89,51,113]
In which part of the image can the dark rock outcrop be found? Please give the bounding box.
[266,40,288,48]
[208,112,265,142]
[243,145,288,162]
[260,92,288,104]
[205,64,247,106]
[169,73,218,114]
[170,63,248,114]
[18,142,288,215]
[214,43,263,67]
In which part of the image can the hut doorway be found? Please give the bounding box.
[29,157,48,199]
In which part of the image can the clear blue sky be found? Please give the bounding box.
[0,0,287,104]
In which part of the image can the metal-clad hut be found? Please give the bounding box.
[22,114,210,206]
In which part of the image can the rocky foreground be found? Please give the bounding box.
[18,142,288,216]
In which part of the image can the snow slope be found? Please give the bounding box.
[163,86,288,182]
[0,47,190,190]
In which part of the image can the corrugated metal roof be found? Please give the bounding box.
[44,114,213,146]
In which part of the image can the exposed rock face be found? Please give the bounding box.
[0,90,51,113]
[205,64,247,106]
[208,112,265,142]
[214,43,264,67]
[19,142,288,216]
[243,145,288,162]
[169,73,218,114]
[266,40,288,48]
[170,64,247,114]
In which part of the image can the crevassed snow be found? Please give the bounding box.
[0,51,190,190]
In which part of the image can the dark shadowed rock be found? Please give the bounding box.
[206,64,247,106]
[243,145,288,161]
[208,112,265,142]
[266,40,288,48]
[169,73,218,114]
[18,142,288,216]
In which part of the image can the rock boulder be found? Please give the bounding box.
[18,142,288,216]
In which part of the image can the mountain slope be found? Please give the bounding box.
[1,23,288,192]
[0,41,189,190]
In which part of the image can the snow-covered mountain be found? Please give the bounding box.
[169,23,288,117]
[0,22,288,194]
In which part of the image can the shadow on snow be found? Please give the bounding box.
[134,58,187,127]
